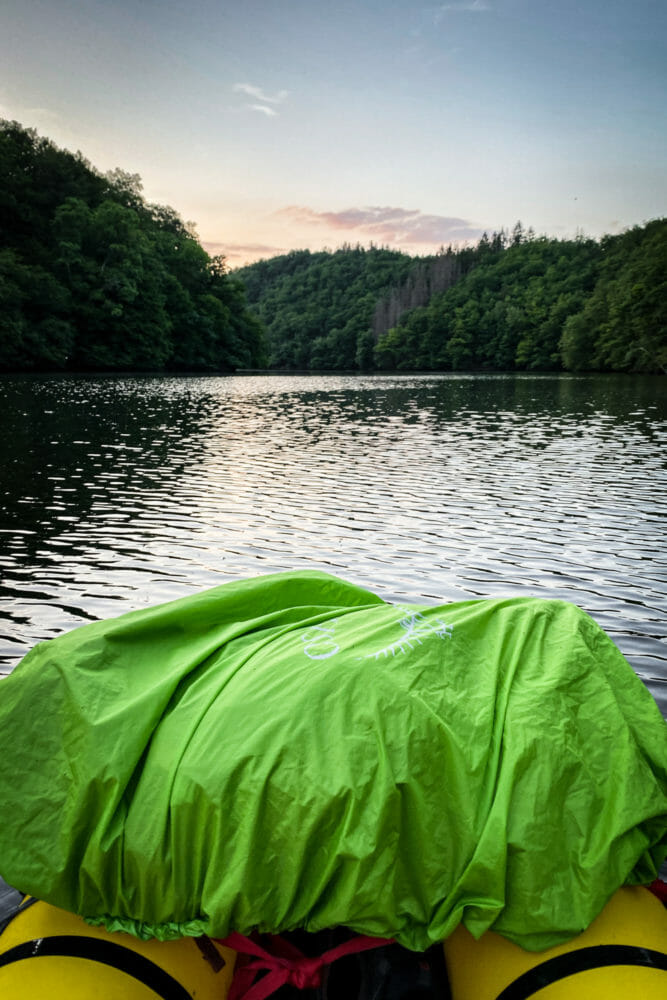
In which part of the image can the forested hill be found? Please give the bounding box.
[0,121,266,372]
[2,119,663,375]
[237,220,667,374]
[237,246,419,370]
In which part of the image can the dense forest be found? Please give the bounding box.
[238,246,418,370]
[1,120,664,375]
[238,220,666,373]
[0,121,266,372]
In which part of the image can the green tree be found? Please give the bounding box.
[0,120,266,372]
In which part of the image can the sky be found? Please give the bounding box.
[1,0,665,267]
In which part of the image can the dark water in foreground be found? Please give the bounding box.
[1,372,665,715]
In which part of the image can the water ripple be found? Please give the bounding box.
[1,373,665,715]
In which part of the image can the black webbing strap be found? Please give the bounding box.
[496,944,667,1000]
[0,934,192,1000]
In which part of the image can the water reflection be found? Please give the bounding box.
[1,373,665,716]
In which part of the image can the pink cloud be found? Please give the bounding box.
[276,205,484,245]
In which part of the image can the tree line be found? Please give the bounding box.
[2,120,664,375]
[238,220,666,374]
[0,121,266,372]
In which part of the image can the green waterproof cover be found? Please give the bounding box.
[0,571,666,951]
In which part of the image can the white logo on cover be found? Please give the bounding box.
[364,608,453,660]
[300,609,454,662]
[301,621,340,660]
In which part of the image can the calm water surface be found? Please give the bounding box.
[1,372,665,715]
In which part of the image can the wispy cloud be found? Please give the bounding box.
[233,83,289,116]
[278,205,484,245]
[250,104,278,117]
[435,0,490,17]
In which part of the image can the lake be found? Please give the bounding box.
[1,371,665,717]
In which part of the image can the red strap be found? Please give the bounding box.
[648,878,667,904]
[215,931,394,1000]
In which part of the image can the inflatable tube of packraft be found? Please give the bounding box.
[0,896,235,999]
[443,886,667,999]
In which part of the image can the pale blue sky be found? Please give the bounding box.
[1,0,665,265]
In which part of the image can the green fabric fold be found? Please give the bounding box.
[0,570,665,951]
